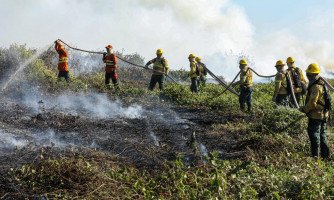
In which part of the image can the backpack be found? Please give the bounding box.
[290,68,302,87]
[284,72,292,95]
[308,79,332,112]
[323,85,332,112]
[195,63,200,76]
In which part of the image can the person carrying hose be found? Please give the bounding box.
[272,60,289,106]
[286,57,307,105]
[299,63,331,159]
[195,57,207,88]
[103,44,119,90]
[54,39,70,82]
[232,59,253,112]
[188,54,198,93]
[145,49,169,91]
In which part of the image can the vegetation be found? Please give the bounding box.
[1,45,334,199]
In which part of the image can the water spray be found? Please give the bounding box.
[1,44,52,91]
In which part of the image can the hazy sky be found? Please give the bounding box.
[1,0,333,79]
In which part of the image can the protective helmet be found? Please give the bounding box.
[188,53,196,59]
[275,60,285,67]
[156,49,163,55]
[306,63,320,74]
[195,57,201,62]
[239,59,248,65]
[105,44,113,49]
[286,57,295,63]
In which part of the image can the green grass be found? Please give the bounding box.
[2,46,334,199]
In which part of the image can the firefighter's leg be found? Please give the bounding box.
[111,71,120,90]
[320,121,330,159]
[246,87,252,112]
[307,118,321,157]
[158,75,165,91]
[148,75,158,91]
[105,73,112,89]
[64,71,70,82]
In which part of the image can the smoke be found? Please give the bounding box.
[1,0,334,81]
[0,129,68,151]
[22,91,143,119]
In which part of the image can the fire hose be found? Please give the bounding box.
[57,39,334,101]
[203,65,240,96]
[58,39,178,84]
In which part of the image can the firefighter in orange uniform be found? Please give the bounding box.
[103,45,119,90]
[55,40,70,82]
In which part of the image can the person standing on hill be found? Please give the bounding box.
[54,40,70,82]
[232,59,253,112]
[286,57,307,106]
[272,60,289,106]
[299,63,331,159]
[145,49,169,91]
[195,57,208,88]
[103,44,119,90]
[188,54,198,93]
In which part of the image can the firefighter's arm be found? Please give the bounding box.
[302,86,320,113]
[189,63,196,76]
[113,55,118,67]
[145,59,155,68]
[54,42,60,52]
[247,70,253,85]
[298,68,307,84]
[273,74,282,101]
[164,59,169,74]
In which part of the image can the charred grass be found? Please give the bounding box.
[1,45,334,199]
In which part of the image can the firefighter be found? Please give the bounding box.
[286,57,307,105]
[299,63,330,159]
[232,59,253,112]
[272,60,289,106]
[188,54,198,93]
[196,57,207,87]
[103,44,119,90]
[145,49,169,91]
[54,40,69,82]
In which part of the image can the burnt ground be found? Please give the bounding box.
[0,90,252,174]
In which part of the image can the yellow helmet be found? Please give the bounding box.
[306,63,320,74]
[195,57,201,62]
[239,59,247,65]
[156,49,163,55]
[188,53,196,59]
[275,60,285,67]
[286,57,295,63]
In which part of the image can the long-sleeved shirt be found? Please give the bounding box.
[146,57,169,75]
[273,71,288,98]
[239,68,253,87]
[103,53,118,73]
[189,61,198,78]
[303,78,329,120]
[55,43,69,72]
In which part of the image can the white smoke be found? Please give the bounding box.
[1,0,334,81]
[23,91,143,119]
[0,129,68,150]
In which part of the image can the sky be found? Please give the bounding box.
[1,0,334,80]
